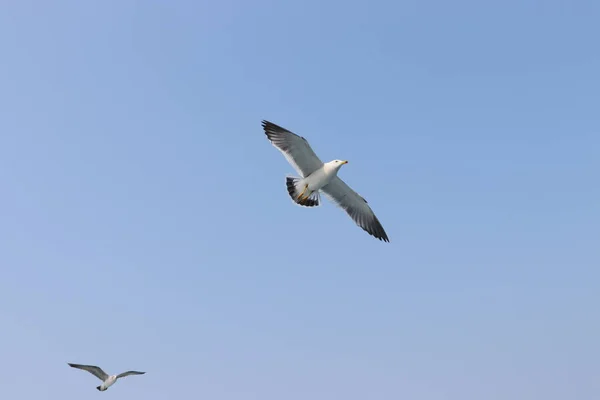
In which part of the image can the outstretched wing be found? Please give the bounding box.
[262,120,323,177]
[321,176,389,242]
[68,363,109,381]
[117,371,146,379]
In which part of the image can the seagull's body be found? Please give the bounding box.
[296,160,342,198]
[67,363,145,391]
[262,120,389,242]
[99,374,118,391]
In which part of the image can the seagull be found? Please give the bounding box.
[67,363,146,391]
[262,120,389,242]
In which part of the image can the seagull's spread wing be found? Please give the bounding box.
[321,177,389,242]
[68,363,109,381]
[262,120,323,177]
[116,371,146,379]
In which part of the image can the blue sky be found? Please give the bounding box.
[1,1,598,398]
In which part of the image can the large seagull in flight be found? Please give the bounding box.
[67,363,145,391]
[262,120,389,242]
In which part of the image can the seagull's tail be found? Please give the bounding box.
[286,176,320,207]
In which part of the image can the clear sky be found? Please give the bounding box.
[1,1,598,399]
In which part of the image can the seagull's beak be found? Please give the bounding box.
[342,160,348,165]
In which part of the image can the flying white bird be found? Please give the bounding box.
[262,120,389,242]
[67,363,145,391]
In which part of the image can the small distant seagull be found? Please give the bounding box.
[67,363,145,391]
[262,120,389,242]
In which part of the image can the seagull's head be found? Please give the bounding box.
[329,159,349,170]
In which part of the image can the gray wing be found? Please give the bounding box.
[116,371,146,379]
[262,120,323,177]
[321,176,389,242]
[68,363,109,381]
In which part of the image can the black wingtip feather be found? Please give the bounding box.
[262,120,285,132]
[372,217,389,243]
[361,216,389,242]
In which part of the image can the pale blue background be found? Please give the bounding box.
[1,1,598,399]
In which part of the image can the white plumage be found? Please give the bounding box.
[262,120,389,242]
